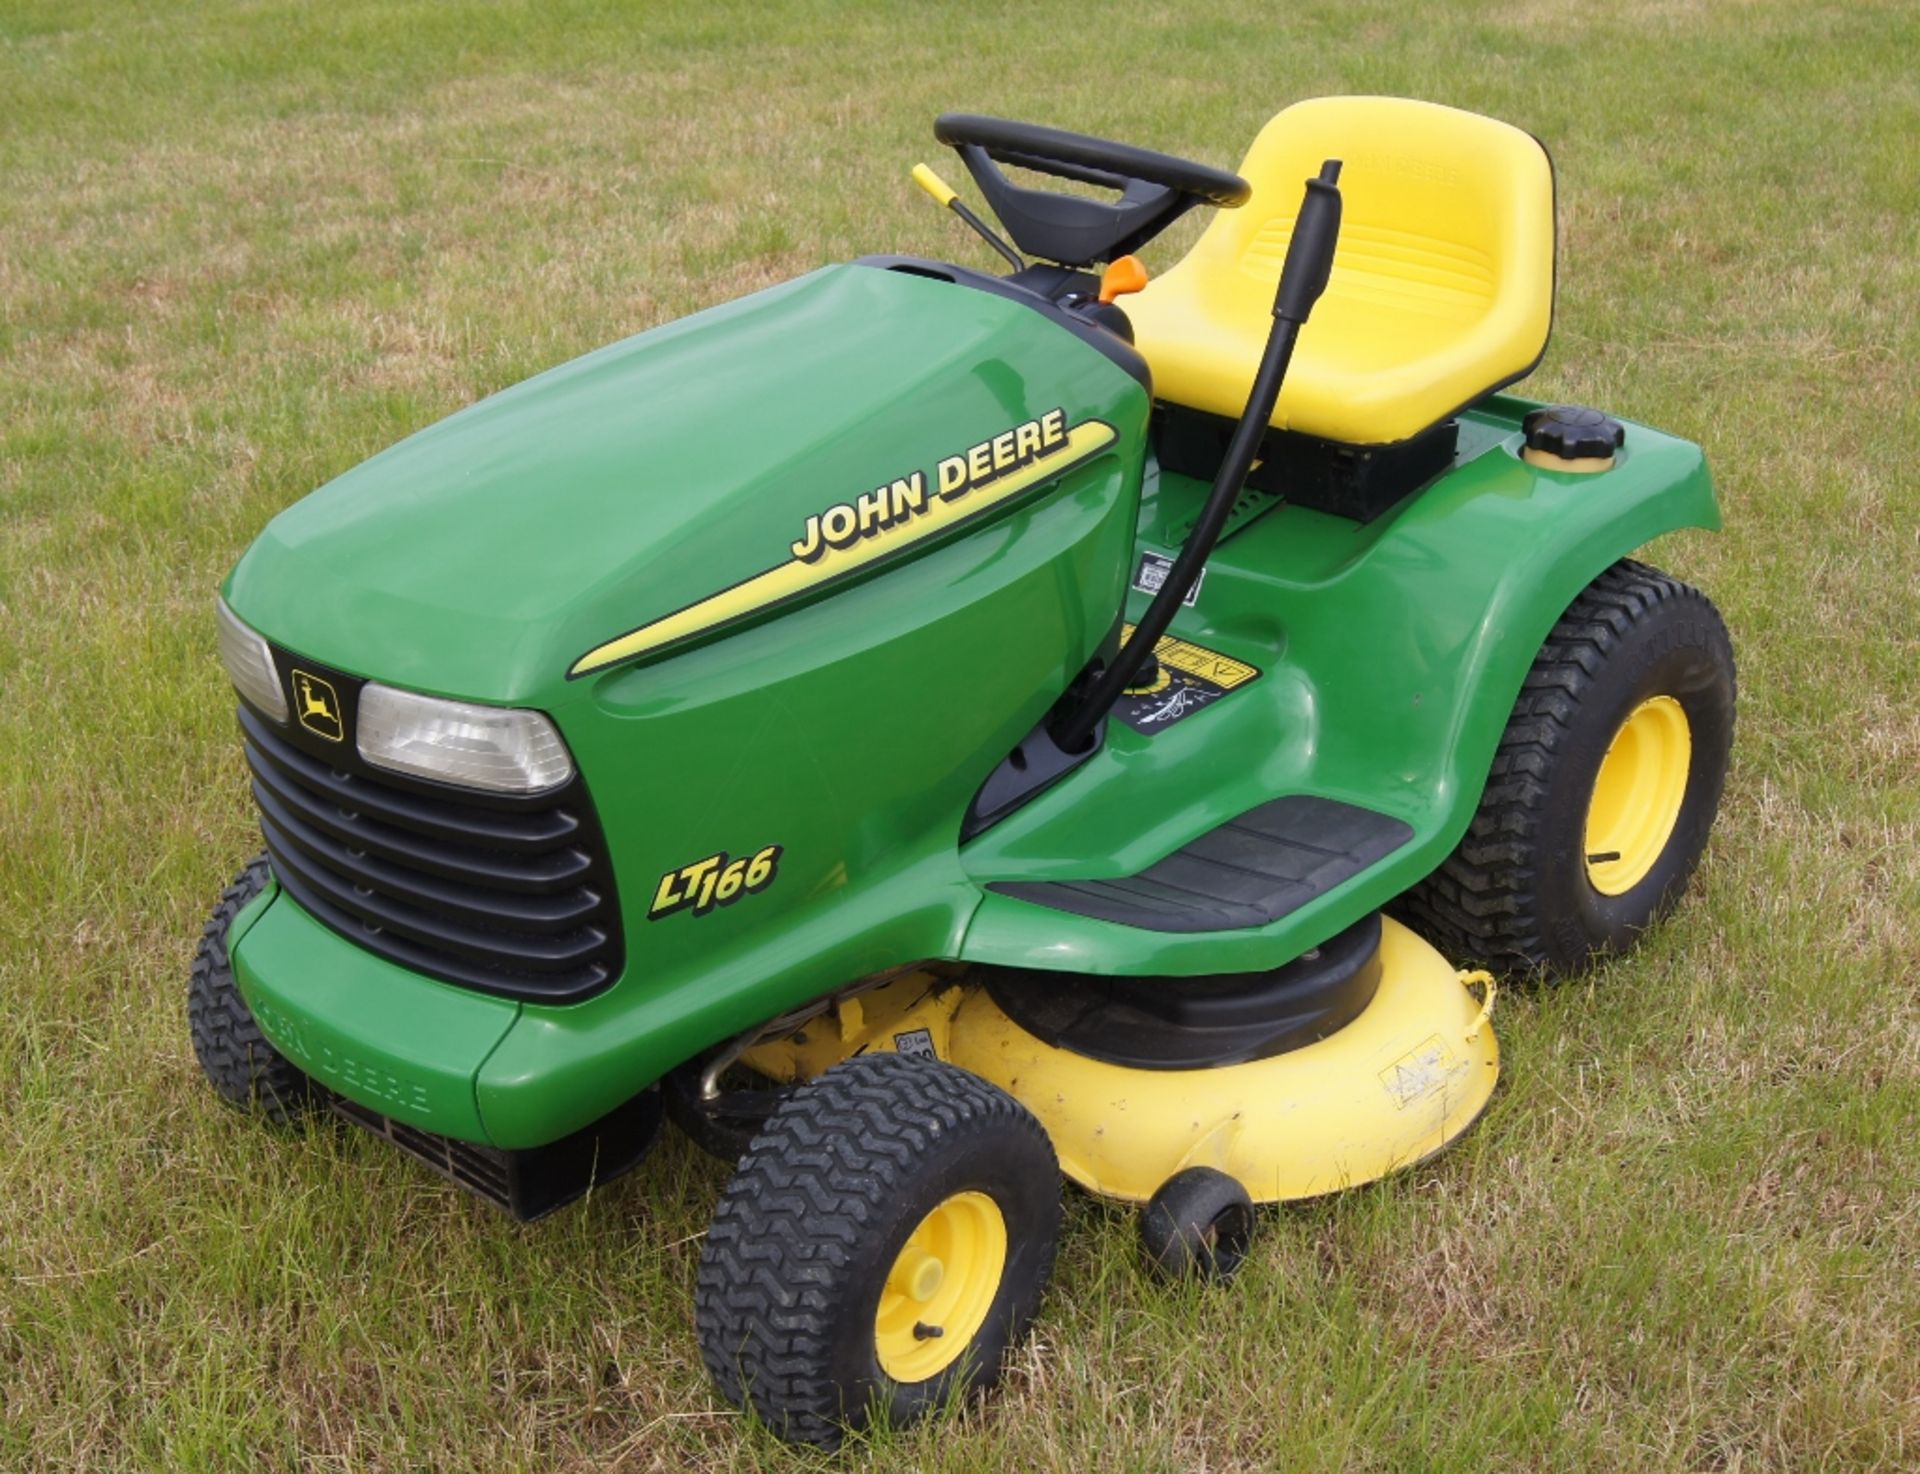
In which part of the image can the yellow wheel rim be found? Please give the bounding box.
[1584,695,1692,895]
[873,1190,1007,1383]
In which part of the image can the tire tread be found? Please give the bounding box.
[187,853,311,1122]
[693,1053,1056,1445]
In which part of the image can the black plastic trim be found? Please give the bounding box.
[241,709,581,851]
[328,1087,662,1220]
[960,615,1124,842]
[933,114,1250,207]
[269,854,612,998]
[1154,405,1461,524]
[242,744,594,893]
[252,782,600,931]
[932,114,1245,267]
[960,711,1105,843]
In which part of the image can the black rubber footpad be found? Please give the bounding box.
[979,912,1383,1069]
[989,795,1413,933]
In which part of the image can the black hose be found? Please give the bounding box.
[1052,159,1342,753]
[1051,317,1303,751]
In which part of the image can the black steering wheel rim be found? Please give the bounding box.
[932,113,1247,269]
[934,114,1250,207]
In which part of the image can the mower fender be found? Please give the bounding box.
[230,890,520,1142]
[960,400,1720,976]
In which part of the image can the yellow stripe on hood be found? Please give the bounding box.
[569,417,1117,677]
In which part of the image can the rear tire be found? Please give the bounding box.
[188,853,311,1122]
[1397,560,1735,976]
[694,1053,1060,1447]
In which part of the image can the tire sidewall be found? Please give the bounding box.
[189,853,310,1118]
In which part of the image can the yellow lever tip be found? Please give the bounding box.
[911,162,958,209]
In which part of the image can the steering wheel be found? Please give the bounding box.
[934,113,1249,269]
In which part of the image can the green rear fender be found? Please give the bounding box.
[958,401,1721,975]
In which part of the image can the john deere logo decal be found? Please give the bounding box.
[569,408,1117,677]
[291,670,344,742]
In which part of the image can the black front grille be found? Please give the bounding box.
[239,701,623,1003]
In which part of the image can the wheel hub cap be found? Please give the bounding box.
[1585,695,1692,895]
[874,1190,1007,1382]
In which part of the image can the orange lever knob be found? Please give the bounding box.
[1098,254,1149,305]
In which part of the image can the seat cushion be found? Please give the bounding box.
[1127,97,1554,446]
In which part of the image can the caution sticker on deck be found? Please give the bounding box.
[1379,1035,1470,1109]
[1111,624,1260,735]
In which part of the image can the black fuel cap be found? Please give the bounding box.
[1523,405,1625,460]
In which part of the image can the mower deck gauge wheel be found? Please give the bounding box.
[1139,1166,1256,1281]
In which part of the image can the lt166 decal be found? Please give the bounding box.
[649,844,783,920]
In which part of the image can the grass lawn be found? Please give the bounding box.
[3,0,1917,1468]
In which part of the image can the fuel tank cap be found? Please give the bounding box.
[1522,405,1625,472]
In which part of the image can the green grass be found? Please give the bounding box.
[3,0,1917,1468]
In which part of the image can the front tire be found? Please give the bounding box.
[694,1053,1060,1446]
[1398,560,1735,976]
[188,853,311,1122]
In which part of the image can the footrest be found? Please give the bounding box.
[987,795,1413,934]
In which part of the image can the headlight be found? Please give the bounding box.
[357,683,574,794]
[215,599,288,722]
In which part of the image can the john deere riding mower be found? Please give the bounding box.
[191,97,1734,1444]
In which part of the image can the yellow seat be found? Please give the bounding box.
[1126,97,1554,447]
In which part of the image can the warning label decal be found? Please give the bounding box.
[1111,624,1261,735]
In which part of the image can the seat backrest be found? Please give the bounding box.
[1132,97,1555,444]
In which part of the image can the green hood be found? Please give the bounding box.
[226,263,1137,705]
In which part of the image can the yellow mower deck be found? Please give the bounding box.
[742,917,1497,1206]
